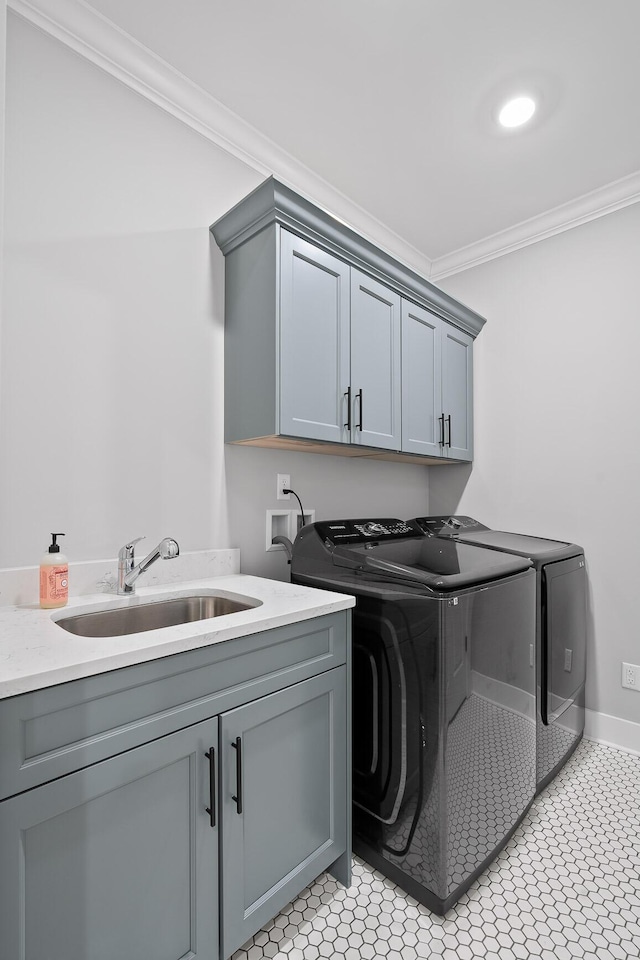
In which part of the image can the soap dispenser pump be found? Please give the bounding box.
[39,533,68,609]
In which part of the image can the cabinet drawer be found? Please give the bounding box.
[0,612,349,800]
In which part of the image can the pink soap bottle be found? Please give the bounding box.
[39,533,68,609]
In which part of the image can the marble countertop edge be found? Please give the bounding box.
[0,574,355,699]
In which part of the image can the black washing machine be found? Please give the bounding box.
[291,518,537,914]
[410,516,587,792]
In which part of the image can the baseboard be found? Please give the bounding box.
[584,708,640,758]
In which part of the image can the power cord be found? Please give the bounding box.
[283,488,307,532]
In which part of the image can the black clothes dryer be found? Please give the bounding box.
[410,516,587,792]
[291,518,537,914]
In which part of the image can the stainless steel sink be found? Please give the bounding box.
[55,594,261,638]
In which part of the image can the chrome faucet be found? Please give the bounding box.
[117,536,180,595]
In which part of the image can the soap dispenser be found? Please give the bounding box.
[39,533,68,609]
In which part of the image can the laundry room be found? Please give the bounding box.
[0,2,638,959]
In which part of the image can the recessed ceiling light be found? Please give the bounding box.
[498,96,536,129]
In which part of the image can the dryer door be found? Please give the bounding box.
[541,556,587,725]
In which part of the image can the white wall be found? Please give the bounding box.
[432,203,640,727]
[0,14,254,567]
[0,0,6,383]
[3,12,638,737]
[226,445,429,580]
[1,15,429,573]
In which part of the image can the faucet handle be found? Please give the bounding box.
[119,536,145,560]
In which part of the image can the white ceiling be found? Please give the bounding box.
[82,0,640,268]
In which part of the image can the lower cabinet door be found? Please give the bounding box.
[0,717,219,960]
[219,668,347,959]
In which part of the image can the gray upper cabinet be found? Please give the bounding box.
[280,231,351,444]
[401,300,442,457]
[442,323,474,461]
[350,271,401,450]
[281,240,401,451]
[212,177,486,463]
[401,302,474,462]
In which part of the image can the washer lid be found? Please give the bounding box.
[332,536,531,589]
[454,530,580,561]
[409,516,582,562]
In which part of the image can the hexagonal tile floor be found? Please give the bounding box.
[232,739,640,960]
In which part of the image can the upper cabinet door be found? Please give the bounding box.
[279,231,351,443]
[350,271,401,450]
[441,323,473,461]
[401,301,443,457]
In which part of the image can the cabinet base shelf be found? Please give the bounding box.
[228,435,465,466]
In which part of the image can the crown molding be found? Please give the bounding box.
[7,0,431,280]
[211,177,486,337]
[7,0,272,176]
[430,169,640,280]
[9,0,639,286]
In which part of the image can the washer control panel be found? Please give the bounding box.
[412,515,490,537]
[314,519,417,544]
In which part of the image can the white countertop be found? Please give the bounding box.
[0,575,355,699]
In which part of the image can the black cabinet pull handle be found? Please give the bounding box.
[439,414,445,446]
[446,415,452,448]
[356,389,363,431]
[231,737,243,814]
[205,747,216,828]
[344,386,351,431]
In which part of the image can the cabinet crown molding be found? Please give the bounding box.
[211,177,486,339]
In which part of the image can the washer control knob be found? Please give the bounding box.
[363,522,386,536]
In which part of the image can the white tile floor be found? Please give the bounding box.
[232,739,640,960]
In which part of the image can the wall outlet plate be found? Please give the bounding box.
[622,662,639,691]
[276,474,291,501]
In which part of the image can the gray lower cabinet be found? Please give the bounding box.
[0,718,219,960]
[401,300,474,462]
[0,612,351,960]
[219,670,347,958]
[212,177,485,464]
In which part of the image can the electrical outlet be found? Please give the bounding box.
[622,662,640,691]
[276,474,290,501]
[564,648,573,672]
